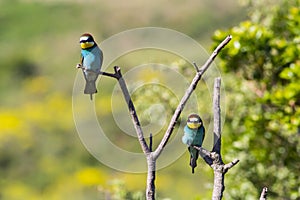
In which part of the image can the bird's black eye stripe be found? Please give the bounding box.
[80,39,88,43]
[80,37,94,43]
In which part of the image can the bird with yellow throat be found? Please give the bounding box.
[182,114,205,173]
[77,33,103,100]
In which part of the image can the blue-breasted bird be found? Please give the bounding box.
[77,33,103,100]
[182,113,205,173]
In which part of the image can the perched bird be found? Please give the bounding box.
[182,113,205,173]
[77,33,103,100]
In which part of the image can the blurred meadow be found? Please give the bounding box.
[0,0,272,199]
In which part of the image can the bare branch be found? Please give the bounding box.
[99,71,119,78]
[146,155,156,199]
[193,145,213,166]
[200,35,232,74]
[193,145,211,158]
[153,35,232,159]
[212,77,221,154]
[111,66,150,155]
[194,76,239,200]
[212,171,225,200]
[223,159,240,173]
[76,63,118,79]
[211,78,224,200]
[259,187,268,200]
[192,61,200,72]
[149,133,153,152]
[153,71,201,159]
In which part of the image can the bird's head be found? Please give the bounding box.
[187,113,202,129]
[79,33,96,49]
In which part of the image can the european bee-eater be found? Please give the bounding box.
[182,113,205,173]
[78,33,103,100]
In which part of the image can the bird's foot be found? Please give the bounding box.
[76,63,86,70]
[76,63,82,69]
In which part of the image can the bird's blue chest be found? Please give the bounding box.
[81,49,91,57]
[182,126,204,146]
[81,46,102,71]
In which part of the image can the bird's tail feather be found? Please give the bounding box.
[190,156,197,174]
[84,81,97,94]
[189,147,200,174]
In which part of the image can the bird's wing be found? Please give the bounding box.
[182,126,194,146]
[79,55,89,81]
[202,126,205,142]
[80,54,84,66]
[99,48,103,66]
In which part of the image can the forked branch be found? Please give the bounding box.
[98,35,233,200]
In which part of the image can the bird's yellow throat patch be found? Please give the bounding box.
[187,122,201,129]
[80,42,94,49]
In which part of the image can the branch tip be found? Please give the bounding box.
[259,187,268,200]
[149,133,153,152]
[224,159,239,172]
[114,66,120,71]
[192,62,200,72]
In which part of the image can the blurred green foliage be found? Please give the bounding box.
[212,0,300,199]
